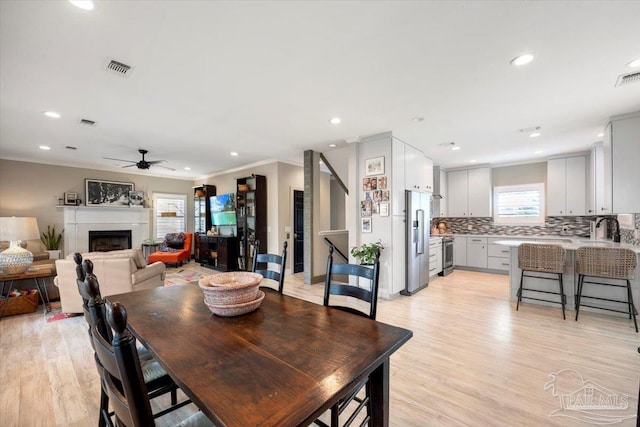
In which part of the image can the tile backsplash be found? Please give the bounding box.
[432,214,639,246]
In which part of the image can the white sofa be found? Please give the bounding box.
[54,249,166,314]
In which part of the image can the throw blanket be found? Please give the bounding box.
[159,232,185,252]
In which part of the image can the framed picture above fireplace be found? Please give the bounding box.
[86,179,134,207]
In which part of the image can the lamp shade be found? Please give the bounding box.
[0,217,41,241]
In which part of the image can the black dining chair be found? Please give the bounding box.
[91,300,214,427]
[251,240,288,294]
[315,244,381,427]
[74,254,190,426]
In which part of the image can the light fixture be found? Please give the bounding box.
[411,117,424,122]
[534,150,544,154]
[69,0,94,10]
[510,53,535,66]
[330,117,341,125]
[230,152,238,157]
[451,146,461,151]
[43,111,61,119]
[469,160,477,163]
[39,145,51,150]
[184,167,191,171]
[529,132,541,138]
[626,58,640,68]
[328,143,337,148]
[0,217,41,274]
[597,133,604,137]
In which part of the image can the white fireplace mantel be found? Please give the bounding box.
[63,207,152,256]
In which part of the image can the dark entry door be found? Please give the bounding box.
[293,190,304,273]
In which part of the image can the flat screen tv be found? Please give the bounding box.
[209,193,237,226]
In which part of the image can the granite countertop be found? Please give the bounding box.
[494,238,640,254]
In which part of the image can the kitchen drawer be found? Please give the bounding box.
[467,237,487,244]
[488,244,511,258]
[487,237,519,244]
[488,256,510,271]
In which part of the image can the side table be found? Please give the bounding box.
[141,242,160,260]
[0,261,55,317]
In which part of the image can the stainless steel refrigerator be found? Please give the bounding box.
[401,190,430,295]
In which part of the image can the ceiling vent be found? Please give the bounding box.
[104,59,133,77]
[80,118,96,126]
[616,71,640,87]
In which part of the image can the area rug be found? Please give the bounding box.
[45,301,81,323]
[164,269,207,286]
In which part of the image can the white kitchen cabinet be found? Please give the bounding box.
[437,168,448,217]
[467,237,487,269]
[611,114,640,214]
[453,236,467,266]
[487,243,511,271]
[428,238,442,277]
[591,112,640,214]
[391,139,406,216]
[446,167,491,217]
[405,144,432,192]
[546,155,586,216]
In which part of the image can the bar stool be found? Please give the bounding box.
[575,247,638,332]
[517,243,567,319]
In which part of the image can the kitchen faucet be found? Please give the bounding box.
[595,216,621,243]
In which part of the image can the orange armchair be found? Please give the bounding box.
[148,233,192,267]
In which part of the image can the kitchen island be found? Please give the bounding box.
[495,238,640,316]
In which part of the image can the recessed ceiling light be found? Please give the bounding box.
[184,167,191,171]
[39,145,51,150]
[597,133,604,137]
[529,132,541,138]
[69,1,94,10]
[510,53,535,66]
[626,58,640,68]
[411,117,424,122]
[230,152,238,157]
[43,111,61,119]
[469,160,477,163]
[328,143,337,148]
[451,146,461,151]
[534,150,544,154]
[330,117,341,125]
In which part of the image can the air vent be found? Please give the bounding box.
[80,118,96,126]
[518,126,541,134]
[66,146,77,150]
[104,59,133,77]
[616,71,640,87]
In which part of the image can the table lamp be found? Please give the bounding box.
[0,217,41,274]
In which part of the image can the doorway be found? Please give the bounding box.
[293,189,304,273]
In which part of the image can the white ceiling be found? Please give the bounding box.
[1,1,639,180]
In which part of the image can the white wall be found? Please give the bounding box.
[277,162,304,272]
[492,162,546,186]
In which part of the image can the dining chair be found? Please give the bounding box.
[315,244,381,427]
[91,300,214,427]
[74,254,190,426]
[251,240,288,293]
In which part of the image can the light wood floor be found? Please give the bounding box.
[1,265,638,426]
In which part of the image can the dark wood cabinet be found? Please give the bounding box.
[194,184,216,263]
[198,235,238,272]
[236,174,267,271]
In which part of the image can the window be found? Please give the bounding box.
[153,193,187,239]
[493,183,545,225]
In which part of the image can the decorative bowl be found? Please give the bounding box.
[198,272,262,306]
[205,290,265,317]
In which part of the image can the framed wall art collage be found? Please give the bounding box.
[361,156,389,233]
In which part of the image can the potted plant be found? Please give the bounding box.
[41,225,64,259]
[350,240,384,265]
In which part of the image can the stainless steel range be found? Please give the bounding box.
[440,237,454,276]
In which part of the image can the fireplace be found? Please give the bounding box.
[89,230,132,252]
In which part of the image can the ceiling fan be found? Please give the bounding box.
[103,149,175,171]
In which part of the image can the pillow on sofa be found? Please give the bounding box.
[159,232,186,252]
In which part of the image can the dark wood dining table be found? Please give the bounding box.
[112,284,412,427]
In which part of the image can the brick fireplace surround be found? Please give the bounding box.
[63,207,151,256]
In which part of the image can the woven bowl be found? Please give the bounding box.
[198,272,263,306]
[205,290,265,317]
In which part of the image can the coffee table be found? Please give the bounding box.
[0,261,55,316]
